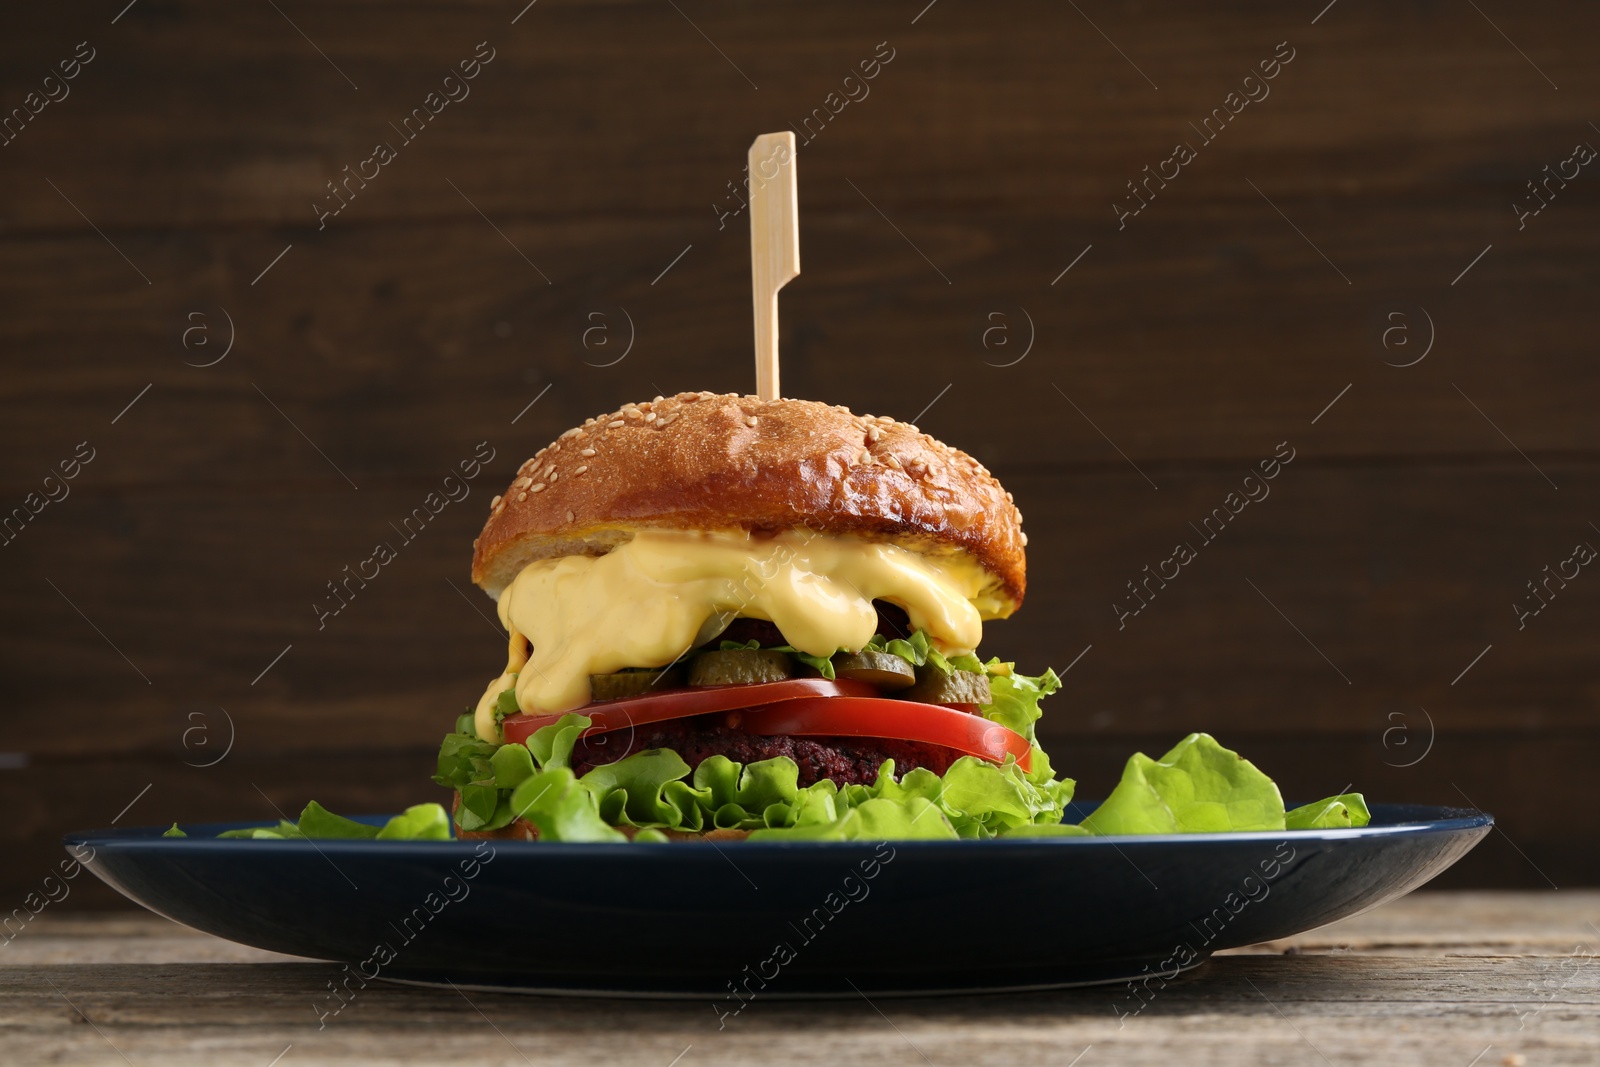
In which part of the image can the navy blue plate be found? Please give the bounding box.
[65,802,1489,996]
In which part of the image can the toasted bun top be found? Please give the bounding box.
[471,393,1026,609]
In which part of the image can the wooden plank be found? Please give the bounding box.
[0,952,1596,1065]
[1220,889,1600,957]
[3,1,1597,230]
[2,916,297,966]
[1,207,1598,496]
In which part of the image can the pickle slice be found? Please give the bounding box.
[687,649,796,686]
[901,667,991,705]
[589,668,683,701]
[831,650,917,690]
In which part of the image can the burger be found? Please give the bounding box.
[431,391,1075,842]
[178,390,1368,845]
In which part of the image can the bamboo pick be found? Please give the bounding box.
[748,132,799,402]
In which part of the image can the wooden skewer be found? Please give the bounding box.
[748,131,799,402]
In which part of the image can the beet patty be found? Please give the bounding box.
[569,717,961,787]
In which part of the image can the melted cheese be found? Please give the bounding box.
[474,529,1009,741]
[471,630,530,733]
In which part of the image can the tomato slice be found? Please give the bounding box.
[733,697,1032,772]
[499,677,877,747]
[498,679,1032,772]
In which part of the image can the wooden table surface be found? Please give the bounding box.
[3,892,1597,1066]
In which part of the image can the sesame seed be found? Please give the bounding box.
[580,448,597,457]
[645,412,657,423]
[574,465,589,475]
[490,494,502,508]
[549,471,559,482]
[529,484,546,493]
[550,443,561,452]
[607,420,625,429]
[560,428,581,440]
[516,491,527,502]
[1020,532,1029,546]
[566,510,575,523]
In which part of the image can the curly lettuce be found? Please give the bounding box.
[427,656,1081,842]
[213,651,1370,844]
[427,662,1369,842]
[500,743,1071,842]
[1082,733,1371,835]
[209,801,452,841]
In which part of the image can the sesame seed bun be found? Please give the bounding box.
[471,393,1026,610]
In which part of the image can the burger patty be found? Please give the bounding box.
[569,717,960,787]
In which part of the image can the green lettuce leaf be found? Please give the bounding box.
[297,800,381,839]
[526,713,590,771]
[583,749,704,828]
[866,629,952,674]
[454,783,502,831]
[777,647,836,679]
[497,748,1074,842]
[749,796,955,841]
[510,767,628,842]
[162,823,187,838]
[981,663,1069,794]
[432,732,498,792]
[376,803,453,840]
[216,802,453,840]
[981,663,1057,741]
[492,683,520,723]
[218,819,303,840]
[489,741,537,792]
[1080,733,1285,835]
[1286,793,1372,830]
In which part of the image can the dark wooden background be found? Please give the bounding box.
[3,0,1596,904]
